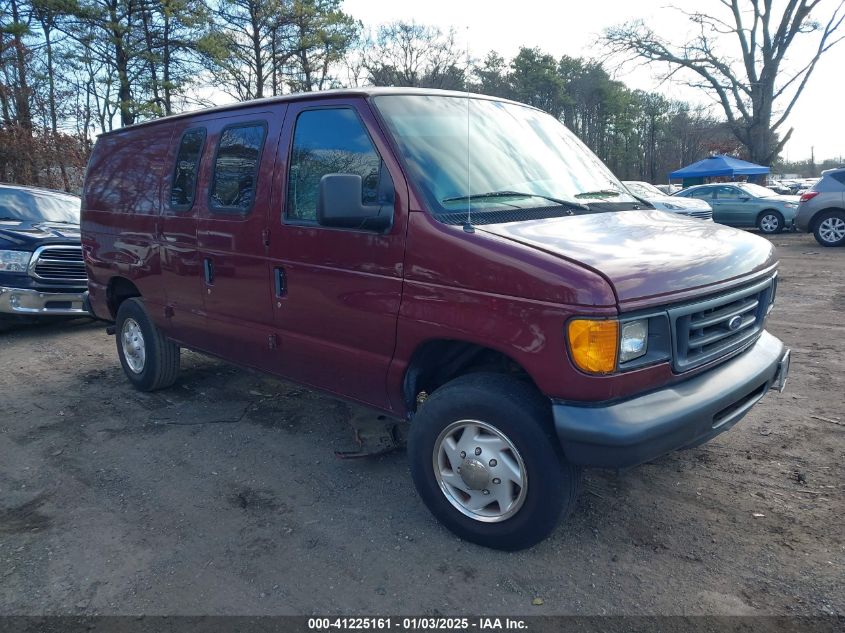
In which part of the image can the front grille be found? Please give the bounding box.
[681,209,713,220]
[670,276,775,372]
[31,246,87,281]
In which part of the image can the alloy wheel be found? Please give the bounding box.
[818,216,845,244]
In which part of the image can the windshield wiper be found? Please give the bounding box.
[574,189,624,199]
[442,190,589,212]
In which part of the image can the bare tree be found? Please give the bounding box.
[363,21,467,89]
[605,0,845,165]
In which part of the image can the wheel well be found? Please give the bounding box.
[403,340,538,412]
[810,208,845,231]
[106,277,141,319]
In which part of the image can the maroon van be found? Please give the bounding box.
[81,88,790,550]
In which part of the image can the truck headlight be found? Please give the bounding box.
[0,250,31,273]
[568,317,659,373]
[620,319,649,363]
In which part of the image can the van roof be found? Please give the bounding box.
[98,87,532,138]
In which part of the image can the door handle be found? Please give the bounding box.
[203,258,214,285]
[274,267,286,297]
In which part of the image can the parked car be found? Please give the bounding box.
[796,167,845,247]
[0,184,88,330]
[623,181,712,220]
[654,183,681,195]
[82,88,790,550]
[673,182,799,233]
[766,181,793,196]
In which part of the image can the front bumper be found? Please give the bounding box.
[553,331,788,469]
[0,286,89,316]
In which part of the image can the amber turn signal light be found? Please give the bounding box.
[567,319,619,374]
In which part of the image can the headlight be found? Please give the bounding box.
[620,319,649,363]
[0,250,31,273]
[662,202,682,210]
[567,318,651,374]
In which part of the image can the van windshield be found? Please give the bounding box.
[372,94,638,220]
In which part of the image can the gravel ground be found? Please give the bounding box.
[0,232,842,616]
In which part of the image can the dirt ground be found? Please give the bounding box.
[0,232,842,616]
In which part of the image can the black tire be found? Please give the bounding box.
[408,372,580,551]
[757,210,785,234]
[812,210,845,247]
[115,297,180,391]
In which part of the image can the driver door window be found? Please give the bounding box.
[715,186,742,200]
[688,188,715,200]
[286,108,387,223]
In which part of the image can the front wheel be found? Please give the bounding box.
[115,298,180,391]
[813,210,845,247]
[408,373,580,550]
[757,210,785,234]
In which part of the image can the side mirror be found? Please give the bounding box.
[316,174,393,232]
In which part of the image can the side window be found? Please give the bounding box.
[287,108,386,222]
[831,172,845,187]
[170,128,206,210]
[688,188,712,199]
[209,123,267,213]
[715,186,738,198]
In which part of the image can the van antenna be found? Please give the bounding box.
[463,25,474,234]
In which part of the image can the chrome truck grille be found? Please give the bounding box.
[29,245,87,282]
[669,275,776,372]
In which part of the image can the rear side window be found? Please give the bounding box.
[686,188,713,199]
[831,172,845,186]
[287,108,383,222]
[714,186,739,198]
[210,123,267,213]
[170,128,206,210]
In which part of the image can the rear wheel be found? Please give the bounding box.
[408,372,580,550]
[757,210,784,234]
[115,298,180,391]
[813,210,845,247]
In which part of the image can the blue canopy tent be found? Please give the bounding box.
[669,155,769,188]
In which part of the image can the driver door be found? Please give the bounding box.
[266,98,409,411]
[713,185,754,226]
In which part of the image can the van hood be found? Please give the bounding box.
[478,210,776,305]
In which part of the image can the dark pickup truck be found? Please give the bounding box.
[0,184,88,328]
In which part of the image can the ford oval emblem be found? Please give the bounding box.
[727,315,743,331]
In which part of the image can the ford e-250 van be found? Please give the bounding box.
[82,88,790,550]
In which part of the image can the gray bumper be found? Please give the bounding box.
[553,331,788,469]
[0,286,89,316]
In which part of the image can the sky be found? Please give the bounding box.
[343,0,845,163]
